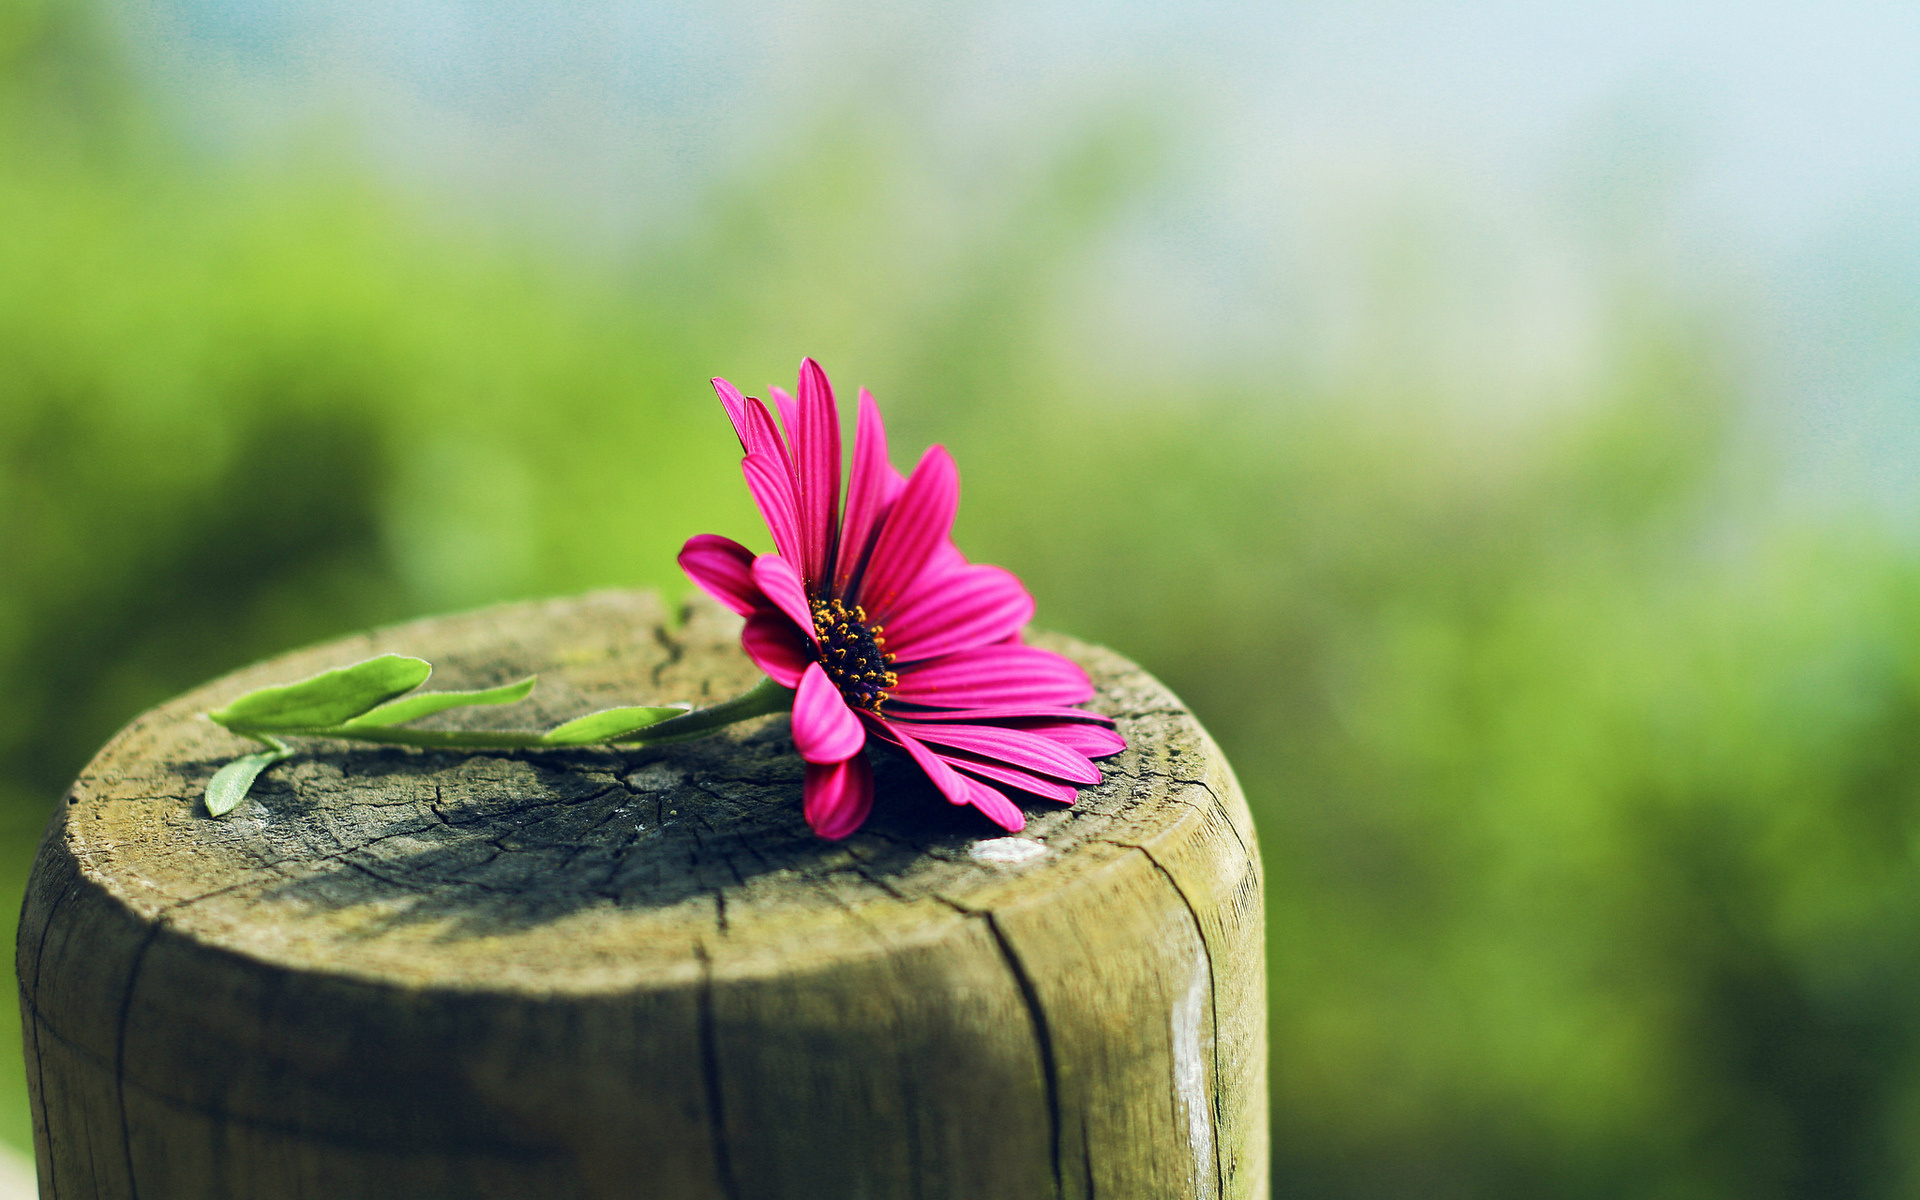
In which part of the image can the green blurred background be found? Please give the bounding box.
[8,0,1920,1194]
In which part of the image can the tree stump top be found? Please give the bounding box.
[47,590,1250,996]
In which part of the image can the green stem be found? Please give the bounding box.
[617,675,796,746]
[235,726,560,748]
[218,676,795,751]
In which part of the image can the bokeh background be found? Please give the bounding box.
[7,0,1920,1193]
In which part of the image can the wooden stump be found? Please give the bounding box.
[18,590,1265,1200]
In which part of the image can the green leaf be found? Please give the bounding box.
[341,675,538,728]
[205,736,293,817]
[208,655,433,731]
[540,705,688,746]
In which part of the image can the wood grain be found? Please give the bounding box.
[17,590,1266,1199]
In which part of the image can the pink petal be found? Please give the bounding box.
[751,555,817,640]
[743,451,804,565]
[832,387,893,597]
[718,383,792,470]
[856,445,959,621]
[805,754,874,840]
[879,724,974,807]
[887,719,1099,783]
[1015,720,1128,758]
[887,704,1115,725]
[947,757,1080,804]
[888,645,1093,709]
[677,534,763,617]
[873,722,1030,830]
[961,776,1027,832]
[793,359,843,586]
[792,663,866,764]
[742,611,810,686]
[713,377,760,455]
[882,563,1034,664]
[769,385,801,456]
[889,538,969,610]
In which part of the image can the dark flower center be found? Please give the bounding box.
[810,598,897,712]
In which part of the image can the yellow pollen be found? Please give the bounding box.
[808,597,899,711]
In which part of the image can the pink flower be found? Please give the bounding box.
[678,359,1125,839]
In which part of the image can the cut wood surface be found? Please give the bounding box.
[19,590,1266,1199]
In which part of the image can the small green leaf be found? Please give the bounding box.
[208,655,433,731]
[205,736,293,817]
[541,706,688,746]
[341,675,538,728]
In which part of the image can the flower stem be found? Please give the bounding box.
[618,676,795,745]
[215,676,795,751]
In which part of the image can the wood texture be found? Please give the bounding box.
[18,590,1266,1199]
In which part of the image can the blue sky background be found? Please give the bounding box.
[121,0,1920,519]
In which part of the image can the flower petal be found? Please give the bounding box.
[874,718,1030,830]
[792,358,843,586]
[713,377,770,457]
[889,645,1094,709]
[792,663,866,764]
[769,385,802,456]
[743,451,804,566]
[855,445,959,622]
[881,723,974,806]
[1013,720,1128,758]
[883,563,1035,664]
[804,754,874,840]
[714,380,794,473]
[886,704,1116,725]
[889,538,969,609]
[948,757,1080,804]
[888,718,1100,783]
[833,387,896,596]
[742,611,810,686]
[961,776,1027,832]
[751,554,817,640]
[677,534,764,617]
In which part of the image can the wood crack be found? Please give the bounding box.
[28,875,82,1200]
[1119,840,1225,1200]
[114,922,162,1200]
[984,911,1067,1200]
[694,943,743,1200]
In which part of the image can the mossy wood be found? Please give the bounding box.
[19,590,1266,1199]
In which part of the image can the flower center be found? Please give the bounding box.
[810,598,897,712]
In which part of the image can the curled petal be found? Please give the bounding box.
[712,377,763,456]
[805,754,874,840]
[678,534,763,617]
[889,645,1093,710]
[857,446,959,622]
[792,663,866,764]
[714,382,795,481]
[751,555,817,641]
[883,563,1034,664]
[742,612,810,687]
